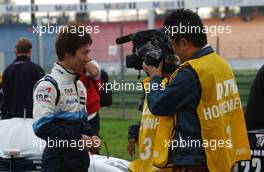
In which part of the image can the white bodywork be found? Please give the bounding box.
[0,118,130,171]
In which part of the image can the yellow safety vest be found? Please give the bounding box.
[168,52,251,172]
[129,77,173,172]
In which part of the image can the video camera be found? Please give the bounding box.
[116,29,180,75]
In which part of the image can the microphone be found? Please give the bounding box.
[116,34,134,44]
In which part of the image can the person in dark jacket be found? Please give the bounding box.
[2,38,45,119]
[245,65,264,130]
[0,75,3,118]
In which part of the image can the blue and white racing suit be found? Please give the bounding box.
[32,63,97,172]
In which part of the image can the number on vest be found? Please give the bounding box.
[140,137,152,160]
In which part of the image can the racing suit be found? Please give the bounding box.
[32,63,97,172]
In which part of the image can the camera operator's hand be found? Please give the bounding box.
[142,61,163,78]
[127,138,137,160]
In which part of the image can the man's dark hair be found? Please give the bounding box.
[15,38,32,54]
[164,9,207,48]
[55,23,93,61]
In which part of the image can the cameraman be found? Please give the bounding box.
[143,9,250,172]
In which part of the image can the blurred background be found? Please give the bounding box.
[0,0,264,159]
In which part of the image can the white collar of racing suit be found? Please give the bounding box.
[52,62,80,81]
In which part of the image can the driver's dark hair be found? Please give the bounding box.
[164,9,207,48]
[55,22,92,61]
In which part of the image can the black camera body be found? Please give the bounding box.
[116,29,180,75]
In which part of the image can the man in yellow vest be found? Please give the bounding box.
[143,9,250,172]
